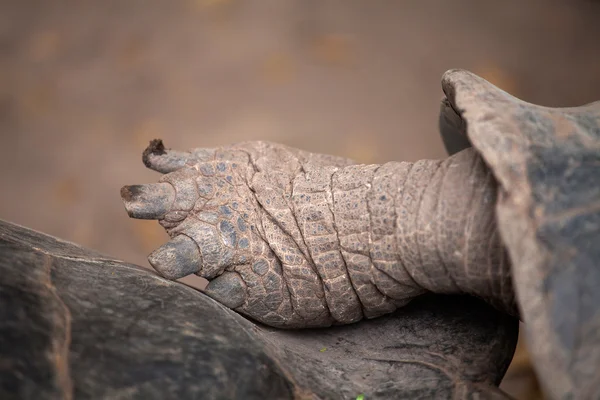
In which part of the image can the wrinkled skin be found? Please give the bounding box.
[122,139,516,328]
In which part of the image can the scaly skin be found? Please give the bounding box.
[121,140,516,328]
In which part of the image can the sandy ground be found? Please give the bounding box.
[1,1,599,398]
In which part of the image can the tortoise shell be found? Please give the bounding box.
[440,69,600,399]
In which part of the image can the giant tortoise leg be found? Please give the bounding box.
[0,220,518,399]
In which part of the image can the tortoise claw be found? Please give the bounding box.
[148,235,202,280]
[204,271,247,309]
[142,139,193,174]
[120,183,175,219]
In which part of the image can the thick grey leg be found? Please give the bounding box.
[122,140,516,328]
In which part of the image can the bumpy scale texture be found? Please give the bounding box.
[121,139,515,328]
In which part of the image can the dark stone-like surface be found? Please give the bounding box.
[0,220,293,400]
[0,219,518,399]
[442,69,600,399]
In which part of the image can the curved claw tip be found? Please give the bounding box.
[148,235,202,280]
[120,183,175,219]
[141,139,191,174]
[142,139,167,168]
[204,271,247,309]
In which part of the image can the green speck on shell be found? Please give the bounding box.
[319,347,327,352]
[356,394,365,400]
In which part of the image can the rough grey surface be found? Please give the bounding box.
[0,219,518,399]
[261,293,518,400]
[442,69,600,399]
[122,140,516,329]
[0,220,294,400]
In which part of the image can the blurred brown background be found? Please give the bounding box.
[1,1,599,398]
